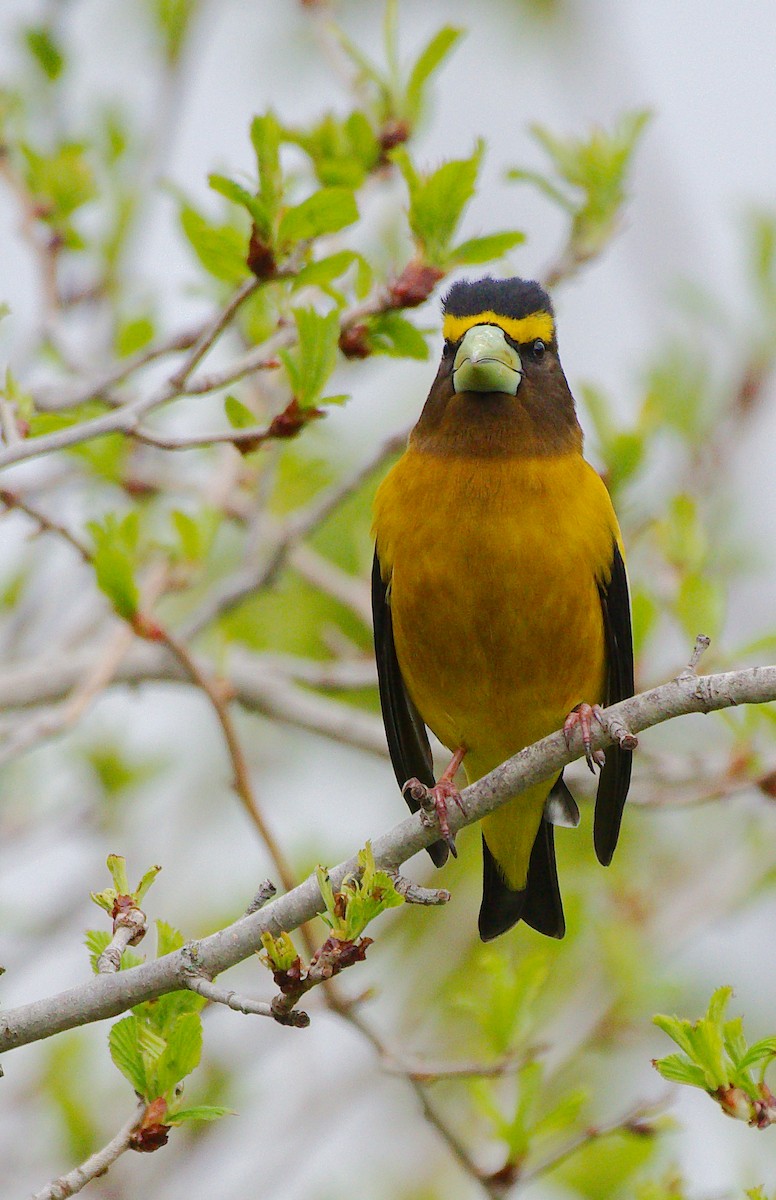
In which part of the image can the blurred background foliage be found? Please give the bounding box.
[2,1,776,1198]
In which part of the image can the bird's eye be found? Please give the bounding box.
[531,339,546,360]
[442,339,454,358]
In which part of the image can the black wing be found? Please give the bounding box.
[594,541,635,866]
[371,550,448,867]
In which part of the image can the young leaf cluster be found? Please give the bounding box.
[394,142,524,270]
[509,110,650,273]
[107,921,229,1128]
[653,987,776,1125]
[316,842,403,942]
[90,853,161,915]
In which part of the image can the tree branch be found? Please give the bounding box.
[0,641,387,758]
[30,1101,145,1200]
[2,662,775,1057]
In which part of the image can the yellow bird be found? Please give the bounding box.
[372,276,633,940]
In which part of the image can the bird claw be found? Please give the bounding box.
[403,777,464,858]
[563,703,607,773]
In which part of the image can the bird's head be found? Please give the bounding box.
[411,276,582,458]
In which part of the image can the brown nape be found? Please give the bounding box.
[410,358,584,459]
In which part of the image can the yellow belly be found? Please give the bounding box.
[373,448,620,888]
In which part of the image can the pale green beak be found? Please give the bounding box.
[452,324,522,395]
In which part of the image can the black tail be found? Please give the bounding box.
[478,819,565,941]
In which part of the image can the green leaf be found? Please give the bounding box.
[737,1036,776,1073]
[172,510,203,561]
[147,0,197,65]
[278,187,358,248]
[224,394,256,429]
[107,853,131,894]
[154,1012,202,1096]
[509,111,650,266]
[115,315,155,358]
[652,1014,698,1061]
[651,1053,708,1090]
[279,307,340,408]
[531,1086,587,1143]
[109,1016,149,1097]
[723,1015,748,1065]
[675,572,724,642]
[179,204,249,284]
[135,863,161,904]
[155,919,185,959]
[24,25,65,80]
[283,111,380,189]
[208,173,268,231]
[367,312,429,359]
[403,27,463,123]
[748,210,776,310]
[85,930,143,973]
[20,141,97,235]
[394,143,482,266]
[250,113,283,238]
[630,588,658,658]
[291,250,362,292]
[259,929,299,972]
[88,514,140,620]
[449,230,525,266]
[707,985,734,1026]
[166,1105,233,1125]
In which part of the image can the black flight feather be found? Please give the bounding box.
[478,811,565,942]
[594,541,635,866]
[371,550,448,867]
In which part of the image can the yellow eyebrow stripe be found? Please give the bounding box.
[443,309,554,345]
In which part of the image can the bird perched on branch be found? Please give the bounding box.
[372,275,634,940]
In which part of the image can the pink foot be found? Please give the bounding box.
[563,703,606,773]
[404,747,467,857]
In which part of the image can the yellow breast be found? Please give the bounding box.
[373,448,619,777]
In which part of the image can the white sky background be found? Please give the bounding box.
[2,1,776,1196]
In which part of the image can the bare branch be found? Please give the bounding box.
[30,1101,145,1200]
[32,325,207,412]
[180,426,408,638]
[289,544,372,625]
[0,490,92,560]
[156,630,298,890]
[0,641,388,757]
[97,915,146,975]
[3,663,776,1057]
[184,974,283,1023]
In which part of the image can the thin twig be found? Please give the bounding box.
[0,490,92,560]
[168,277,260,389]
[154,627,321,964]
[0,641,389,758]
[184,974,283,1023]
[97,914,146,974]
[516,1095,668,1186]
[156,629,297,898]
[245,880,278,914]
[30,1101,145,1200]
[181,426,408,639]
[32,324,208,412]
[326,995,493,1192]
[389,872,451,906]
[381,1050,539,1082]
